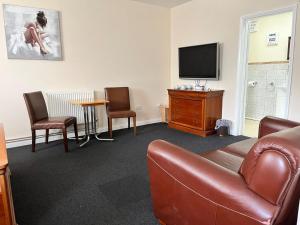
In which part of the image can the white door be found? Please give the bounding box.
[235,5,298,137]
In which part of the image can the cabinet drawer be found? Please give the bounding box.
[171,98,204,128]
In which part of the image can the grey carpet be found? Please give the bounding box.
[7,123,248,225]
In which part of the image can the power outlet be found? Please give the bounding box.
[135,105,143,111]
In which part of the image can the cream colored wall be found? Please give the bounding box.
[248,12,293,63]
[0,0,170,140]
[171,0,300,134]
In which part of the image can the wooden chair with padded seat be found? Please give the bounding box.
[23,91,79,152]
[104,87,136,138]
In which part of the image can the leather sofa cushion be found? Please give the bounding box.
[199,138,257,172]
[108,110,136,118]
[222,138,257,158]
[200,150,244,172]
[33,117,76,129]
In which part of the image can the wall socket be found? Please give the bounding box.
[135,105,143,111]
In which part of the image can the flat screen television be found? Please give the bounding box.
[179,43,220,80]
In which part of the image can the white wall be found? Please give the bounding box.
[248,12,293,63]
[2,0,300,141]
[0,0,170,141]
[171,0,300,134]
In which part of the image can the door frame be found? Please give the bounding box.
[235,4,298,135]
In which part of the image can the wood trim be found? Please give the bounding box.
[0,124,17,225]
[168,89,224,94]
[0,125,8,170]
[169,122,216,137]
[248,61,289,65]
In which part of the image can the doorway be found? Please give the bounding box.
[235,5,298,137]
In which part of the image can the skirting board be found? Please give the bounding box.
[6,118,161,149]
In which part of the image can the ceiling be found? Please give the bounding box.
[131,0,192,8]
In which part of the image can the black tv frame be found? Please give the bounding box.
[179,42,220,80]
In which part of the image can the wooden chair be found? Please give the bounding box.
[105,87,136,138]
[23,91,79,152]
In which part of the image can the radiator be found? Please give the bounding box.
[45,91,95,124]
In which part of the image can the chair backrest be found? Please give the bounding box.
[240,126,300,225]
[104,87,131,112]
[23,91,48,126]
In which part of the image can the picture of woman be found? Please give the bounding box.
[3,4,62,60]
[24,11,49,55]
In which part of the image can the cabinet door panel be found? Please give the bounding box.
[171,98,204,128]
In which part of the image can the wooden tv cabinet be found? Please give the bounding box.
[0,124,17,225]
[168,89,224,137]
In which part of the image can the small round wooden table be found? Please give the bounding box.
[70,100,114,147]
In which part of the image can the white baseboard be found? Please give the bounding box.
[6,118,161,149]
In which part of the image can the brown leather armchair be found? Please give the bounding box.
[147,116,300,225]
[23,91,79,152]
[104,87,136,138]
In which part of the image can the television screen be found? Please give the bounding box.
[179,43,219,80]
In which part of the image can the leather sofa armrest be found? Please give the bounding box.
[148,140,277,224]
[258,116,300,138]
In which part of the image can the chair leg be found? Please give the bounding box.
[62,128,68,153]
[128,117,130,129]
[32,129,36,152]
[109,117,113,138]
[45,129,49,144]
[107,117,110,133]
[74,121,79,144]
[133,116,136,136]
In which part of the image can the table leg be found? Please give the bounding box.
[90,105,95,134]
[95,135,114,141]
[92,105,114,141]
[86,106,90,136]
[80,105,114,146]
[80,106,91,147]
[93,106,97,134]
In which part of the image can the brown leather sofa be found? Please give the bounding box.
[147,116,300,225]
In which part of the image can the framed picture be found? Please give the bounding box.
[3,4,62,60]
[267,32,278,46]
[248,20,258,33]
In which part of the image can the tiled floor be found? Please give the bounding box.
[243,119,259,137]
